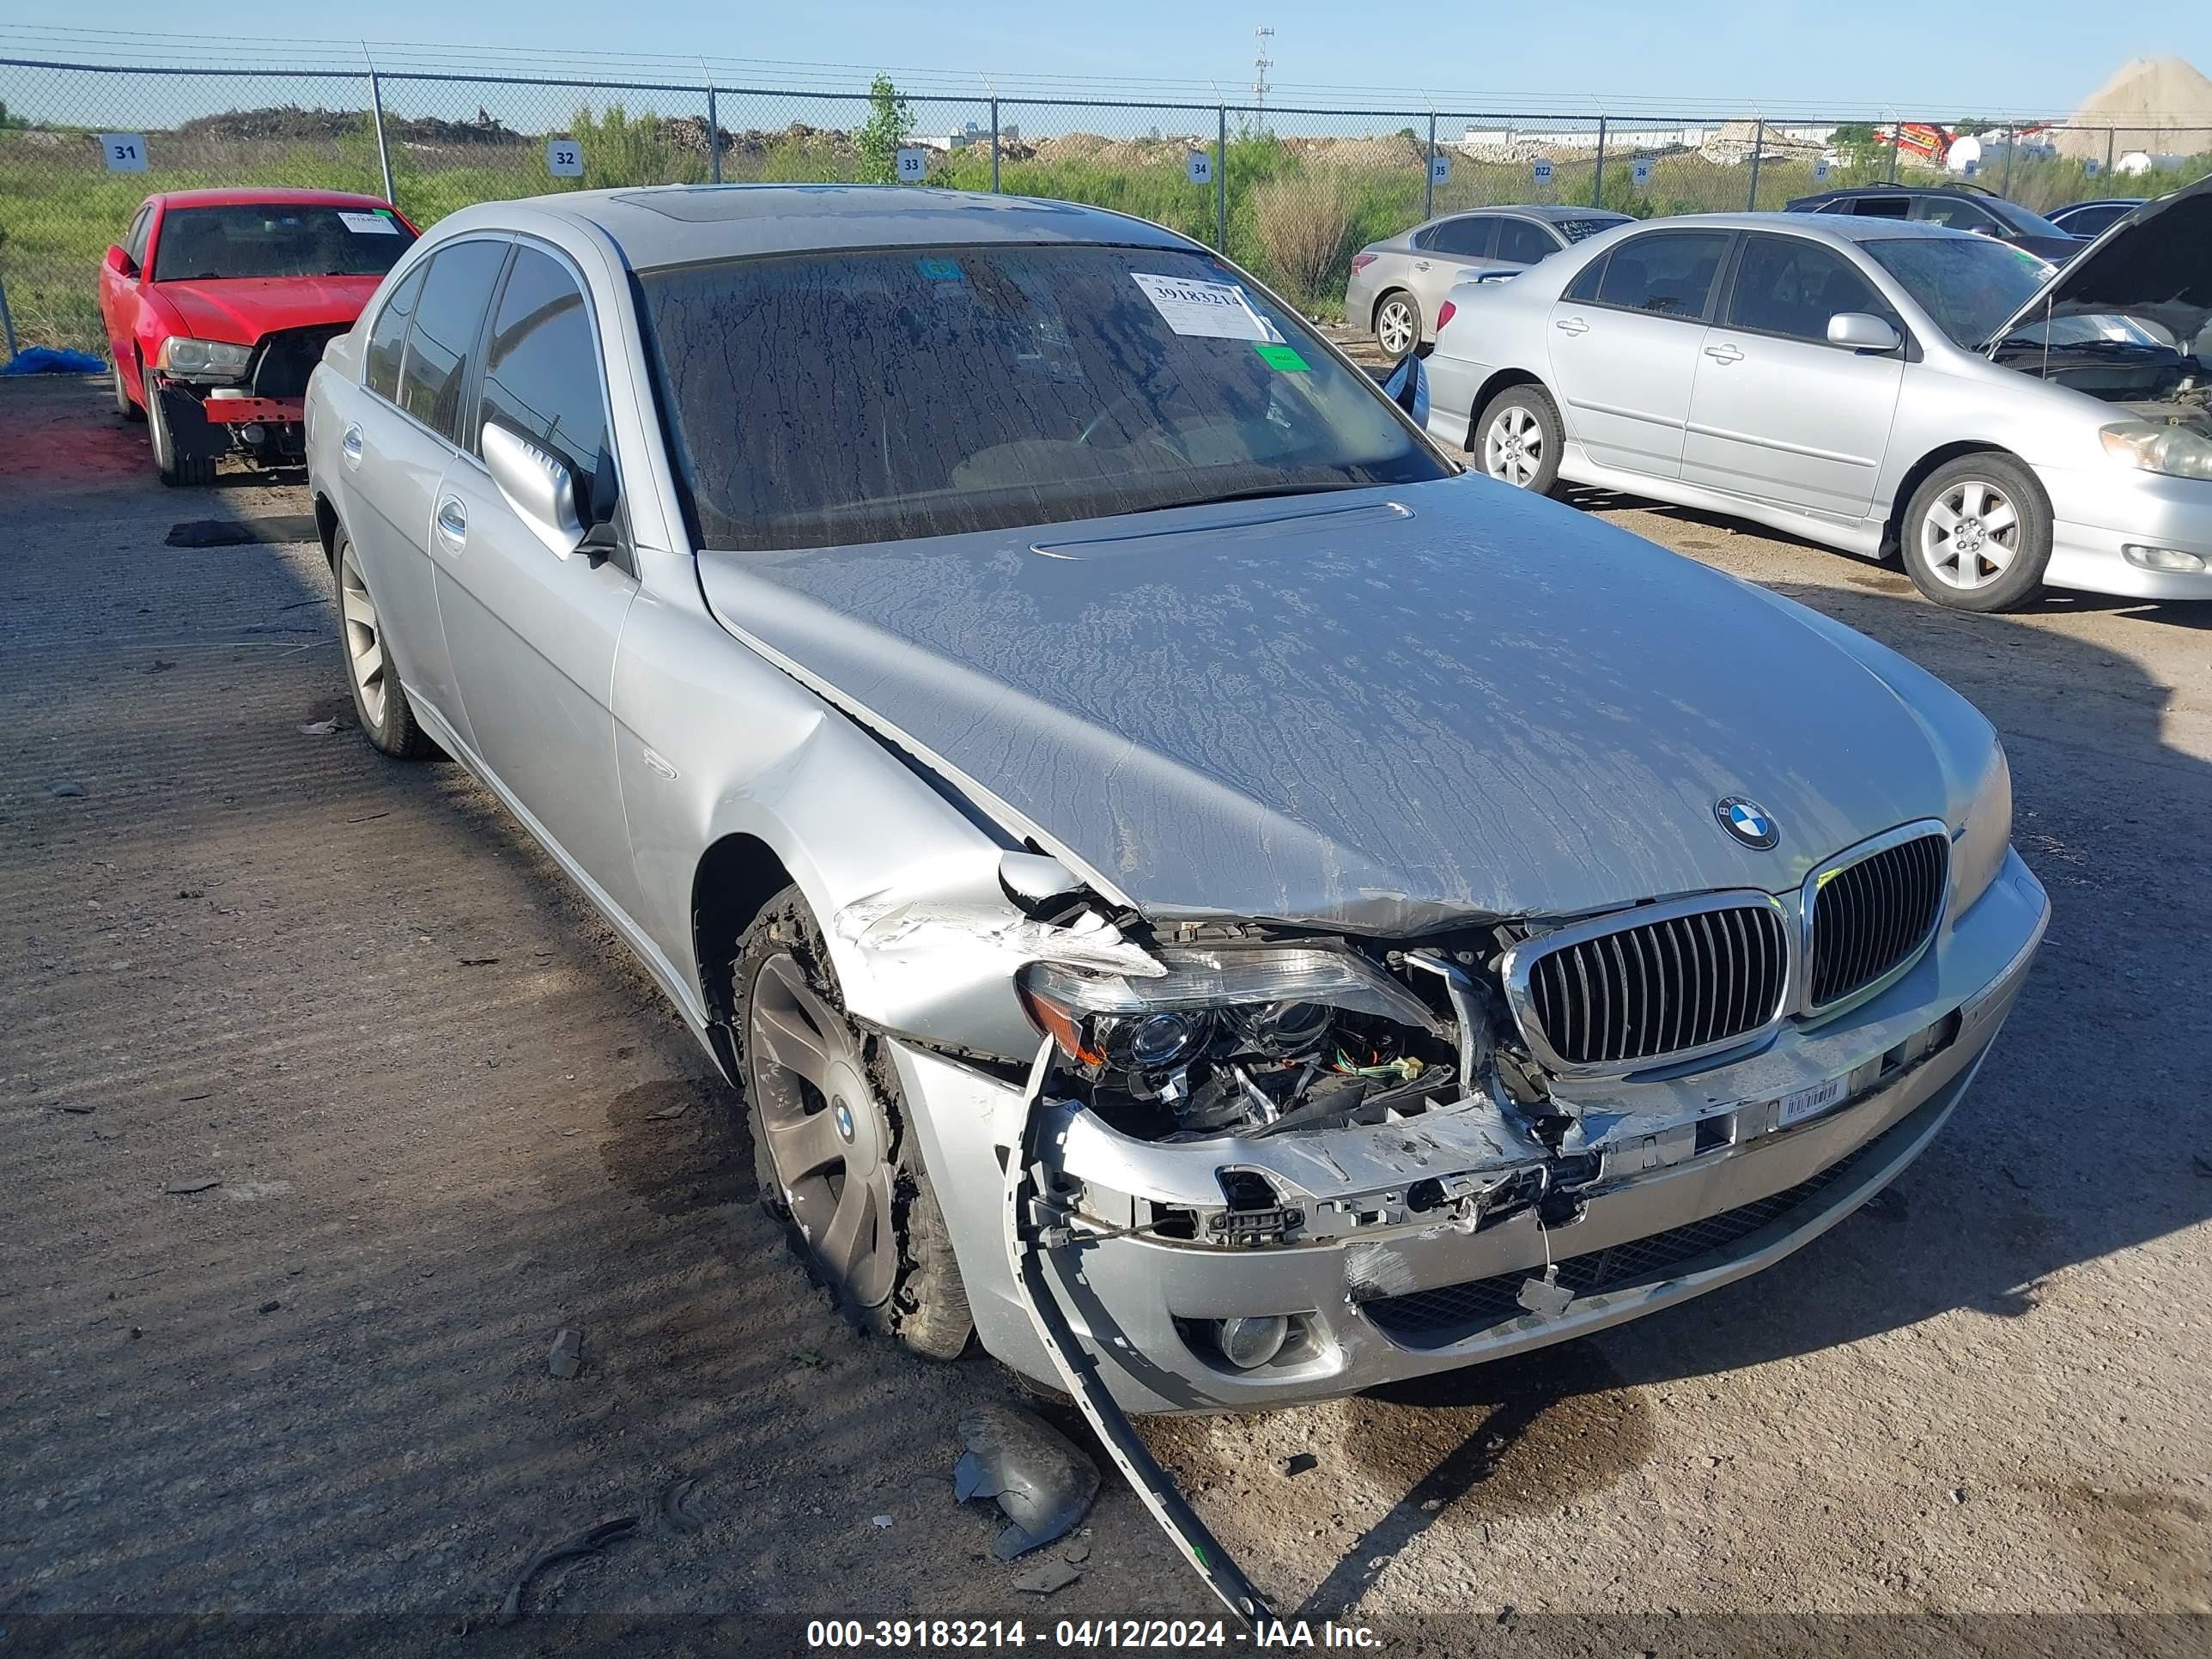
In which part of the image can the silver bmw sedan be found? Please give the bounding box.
[1423,180,2212,611]
[307,185,2046,1415]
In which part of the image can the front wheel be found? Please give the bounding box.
[1475,383,1565,495]
[1899,453,2051,612]
[1373,291,1421,362]
[734,887,971,1361]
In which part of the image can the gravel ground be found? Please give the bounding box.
[3,372,2208,1655]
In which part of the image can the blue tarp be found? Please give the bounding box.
[2,346,108,376]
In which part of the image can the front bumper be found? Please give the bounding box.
[894,851,2050,1414]
[2038,460,2212,599]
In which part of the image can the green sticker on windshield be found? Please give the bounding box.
[915,257,963,281]
[1254,342,1310,372]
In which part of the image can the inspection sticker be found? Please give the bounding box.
[915,257,963,280]
[1254,342,1310,371]
[337,210,400,235]
[1776,1073,1848,1128]
[1130,272,1284,343]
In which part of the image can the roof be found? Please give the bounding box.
[151,187,398,210]
[446,185,1197,269]
[1609,212,1981,246]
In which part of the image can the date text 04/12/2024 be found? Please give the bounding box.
[805,1620,1384,1649]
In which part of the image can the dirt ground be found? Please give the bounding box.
[3,372,2209,1655]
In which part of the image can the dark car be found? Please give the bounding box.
[1783,183,2083,262]
[2046,197,2148,237]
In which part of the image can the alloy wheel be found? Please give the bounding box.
[1376,298,1417,358]
[1918,477,2021,592]
[1484,404,1546,488]
[748,951,898,1310]
[338,544,389,732]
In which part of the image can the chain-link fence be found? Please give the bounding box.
[5,53,2212,357]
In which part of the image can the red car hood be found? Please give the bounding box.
[152,276,384,344]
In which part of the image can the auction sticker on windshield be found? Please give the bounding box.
[1776,1073,1848,1128]
[337,211,399,234]
[1130,272,1285,343]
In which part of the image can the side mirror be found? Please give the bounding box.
[1381,349,1430,426]
[483,422,586,560]
[104,245,137,277]
[1827,311,1901,353]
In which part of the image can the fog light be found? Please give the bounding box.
[241,422,268,445]
[2124,544,2208,573]
[1216,1314,1290,1370]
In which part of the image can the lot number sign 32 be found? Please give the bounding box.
[547,139,584,178]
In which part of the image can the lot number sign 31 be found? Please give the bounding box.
[100,134,149,173]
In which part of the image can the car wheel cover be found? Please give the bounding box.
[1919,477,2021,591]
[1376,300,1415,356]
[749,951,899,1310]
[1484,404,1545,488]
[338,544,390,731]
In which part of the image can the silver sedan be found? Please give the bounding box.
[1423,183,2212,609]
[1346,204,1630,361]
[307,185,2045,1417]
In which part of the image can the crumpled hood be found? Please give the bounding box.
[700,477,1987,934]
[1996,172,2212,349]
[151,276,384,344]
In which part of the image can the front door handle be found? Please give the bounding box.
[341,424,364,469]
[1413,259,1431,270]
[434,495,467,553]
[1554,316,1589,336]
[1704,343,1745,363]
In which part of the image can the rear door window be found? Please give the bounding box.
[1426,216,1497,258]
[1563,252,1607,302]
[1497,218,1560,264]
[1595,231,1732,318]
[397,240,509,446]
[478,246,615,514]
[365,264,426,404]
[1911,197,1999,233]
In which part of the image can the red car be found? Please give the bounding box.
[98,187,419,485]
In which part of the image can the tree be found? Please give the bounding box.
[856,75,915,185]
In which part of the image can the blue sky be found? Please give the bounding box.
[4,5,2209,115]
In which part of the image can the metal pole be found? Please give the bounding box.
[1999,118,2014,198]
[0,274,18,362]
[707,84,720,183]
[990,96,1000,192]
[1424,111,1437,219]
[1887,121,1900,183]
[363,46,395,205]
[1746,118,1764,211]
[1214,105,1227,252]
[2105,127,2115,177]
[1592,115,1607,208]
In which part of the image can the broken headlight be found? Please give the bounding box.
[1948,742,2012,918]
[1018,945,1455,1138]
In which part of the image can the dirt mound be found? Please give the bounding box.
[2060,57,2212,157]
[178,105,526,147]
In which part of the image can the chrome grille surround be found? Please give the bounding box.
[1800,819,1951,1016]
[1500,890,1795,1080]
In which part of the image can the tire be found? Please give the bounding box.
[733,886,972,1362]
[1474,382,1565,495]
[112,353,143,422]
[1899,453,2051,612]
[1373,290,1421,362]
[144,368,216,487]
[333,532,437,759]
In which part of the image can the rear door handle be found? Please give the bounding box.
[1554,317,1589,336]
[1704,343,1745,363]
[434,495,467,552]
[341,424,364,469]
[1413,259,1431,270]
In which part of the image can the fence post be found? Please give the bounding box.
[2105,127,2115,177]
[1999,118,2014,198]
[0,276,17,362]
[707,84,720,184]
[364,49,396,206]
[1214,106,1227,252]
[990,96,1000,192]
[1887,121,1900,183]
[1424,112,1437,219]
[1746,118,1764,210]
[1592,115,1607,208]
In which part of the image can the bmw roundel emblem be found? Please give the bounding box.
[1716,796,1780,850]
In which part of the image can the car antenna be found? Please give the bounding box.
[1001,1054,1276,1631]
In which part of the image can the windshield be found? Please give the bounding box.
[1557,216,1630,242]
[638,244,1447,551]
[152,204,416,282]
[1863,236,2053,348]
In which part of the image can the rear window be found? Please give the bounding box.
[153,204,416,283]
[1555,216,1627,242]
[638,244,1446,552]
